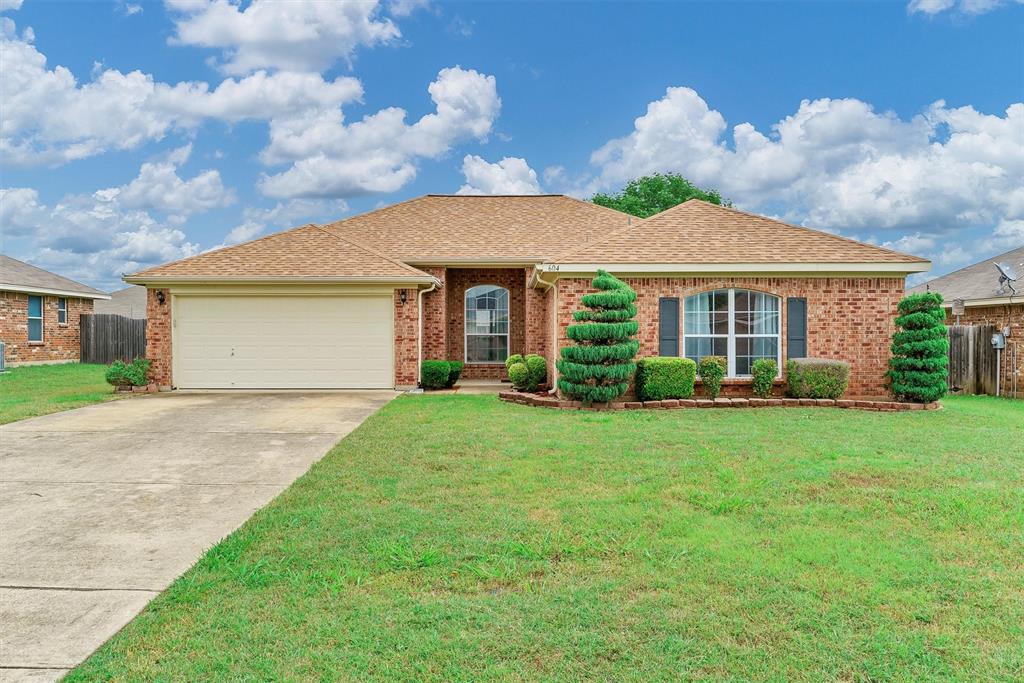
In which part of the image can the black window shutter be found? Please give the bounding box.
[658,297,679,356]
[787,297,807,359]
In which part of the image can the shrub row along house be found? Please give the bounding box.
[0,254,110,366]
[125,195,930,395]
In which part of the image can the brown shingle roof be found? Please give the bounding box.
[908,245,1024,301]
[129,225,432,280]
[320,194,631,263]
[553,199,928,265]
[0,254,109,298]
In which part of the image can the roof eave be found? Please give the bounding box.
[123,275,438,286]
[541,261,932,276]
[943,296,1022,308]
[0,283,111,300]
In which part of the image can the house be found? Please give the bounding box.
[94,285,148,319]
[125,195,930,395]
[909,245,1023,397]
[0,254,110,365]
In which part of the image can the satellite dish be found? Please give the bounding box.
[995,261,1021,296]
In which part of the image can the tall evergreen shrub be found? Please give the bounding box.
[557,270,639,403]
[887,292,948,403]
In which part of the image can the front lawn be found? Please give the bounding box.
[70,396,1023,681]
[0,363,119,425]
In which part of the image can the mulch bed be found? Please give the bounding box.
[499,391,940,412]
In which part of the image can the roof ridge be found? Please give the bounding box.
[1,253,106,295]
[307,225,431,279]
[687,199,928,262]
[546,198,688,263]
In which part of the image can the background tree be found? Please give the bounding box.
[888,292,948,403]
[557,270,639,403]
[591,172,727,218]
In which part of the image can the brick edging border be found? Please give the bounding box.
[498,391,941,412]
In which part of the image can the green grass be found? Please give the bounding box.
[69,395,1023,682]
[0,363,119,425]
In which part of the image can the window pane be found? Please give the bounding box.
[684,336,727,367]
[734,290,779,334]
[28,295,42,317]
[466,335,508,363]
[684,290,728,334]
[465,285,509,335]
[28,318,42,342]
[58,298,67,324]
[735,336,778,376]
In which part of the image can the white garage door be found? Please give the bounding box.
[174,295,394,389]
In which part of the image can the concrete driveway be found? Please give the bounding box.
[0,391,395,682]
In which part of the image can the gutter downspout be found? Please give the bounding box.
[416,278,440,386]
[533,265,559,395]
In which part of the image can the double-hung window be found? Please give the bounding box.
[58,297,68,325]
[27,295,43,342]
[683,289,780,377]
[465,285,509,363]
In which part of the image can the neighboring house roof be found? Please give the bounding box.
[552,200,928,267]
[319,194,631,263]
[94,285,148,318]
[126,195,929,283]
[0,254,109,299]
[908,245,1024,305]
[127,225,435,282]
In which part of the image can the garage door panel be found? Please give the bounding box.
[174,296,393,389]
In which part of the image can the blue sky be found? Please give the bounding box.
[1,0,1021,290]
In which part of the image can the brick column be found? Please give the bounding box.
[146,288,172,387]
[393,288,419,389]
[420,266,447,360]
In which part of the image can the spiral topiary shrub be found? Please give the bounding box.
[698,355,727,398]
[887,292,948,403]
[751,358,777,398]
[557,270,639,403]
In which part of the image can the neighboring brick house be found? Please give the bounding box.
[909,246,1024,398]
[125,195,930,396]
[0,254,110,366]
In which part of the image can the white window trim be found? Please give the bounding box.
[27,294,44,342]
[682,288,782,378]
[464,284,510,365]
[57,297,68,325]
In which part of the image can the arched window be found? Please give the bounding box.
[684,289,780,376]
[465,285,509,364]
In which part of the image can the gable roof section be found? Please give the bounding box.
[0,254,109,299]
[127,225,434,282]
[320,194,631,263]
[908,245,1024,303]
[551,200,929,270]
[94,285,148,318]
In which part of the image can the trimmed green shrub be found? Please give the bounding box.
[698,356,727,399]
[445,360,464,388]
[636,357,696,400]
[507,361,529,390]
[888,292,948,403]
[105,358,151,387]
[557,270,638,403]
[420,360,451,390]
[525,354,547,390]
[504,354,524,371]
[786,358,849,399]
[751,358,777,398]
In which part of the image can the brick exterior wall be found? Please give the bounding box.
[444,268,527,379]
[949,303,1024,398]
[0,290,93,365]
[555,276,906,398]
[524,269,553,368]
[146,288,172,386]
[394,287,419,388]
[420,266,447,361]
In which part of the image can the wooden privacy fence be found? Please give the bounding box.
[947,324,997,396]
[80,314,146,365]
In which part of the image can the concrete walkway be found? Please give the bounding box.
[0,391,395,682]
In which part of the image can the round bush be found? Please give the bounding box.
[504,354,524,371]
[446,360,464,388]
[751,358,777,398]
[507,361,529,390]
[698,356,727,399]
[420,360,451,390]
[524,354,547,390]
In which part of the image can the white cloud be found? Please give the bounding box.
[166,0,400,75]
[908,0,1021,14]
[0,0,23,11]
[216,199,348,248]
[0,17,363,166]
[259,66,500,198]
[0,187,47,236]
[99,144,235,215]
[387,0,430,17]
[457,155,541,195]
[580,86,1023,268]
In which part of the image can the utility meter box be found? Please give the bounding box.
[991,332,1006,350]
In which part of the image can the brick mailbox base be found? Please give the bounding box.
[498,391,940,413]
